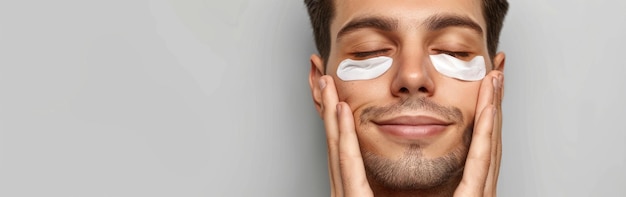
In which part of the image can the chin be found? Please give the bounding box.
[360,125,473,191]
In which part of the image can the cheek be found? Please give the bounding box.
[333,77,390,111]
[436,80,481,122]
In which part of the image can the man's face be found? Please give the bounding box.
[311,0,501,190]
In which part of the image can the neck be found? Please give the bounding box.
[368,172,462,197]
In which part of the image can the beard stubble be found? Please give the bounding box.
[359,96,473,191]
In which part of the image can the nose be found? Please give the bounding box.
[390,51,436,98]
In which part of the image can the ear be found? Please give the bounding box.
[493,52,506,72]
[308,54,325,118]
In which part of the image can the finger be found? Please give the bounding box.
[485,73,503,196]
[497,77,503,178]
[455,105,495,197]
[336,102,374,197]
[474,72,500,125]
[493,74,504,189]
[319,75,343,196]
[465,71,500,197]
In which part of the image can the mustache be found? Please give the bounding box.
[359,96,464,126]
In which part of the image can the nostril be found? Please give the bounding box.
[399,87,409,93]
[418,87,428,93]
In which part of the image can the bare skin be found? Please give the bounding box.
[308,0,506,196]
[312,72,503,196]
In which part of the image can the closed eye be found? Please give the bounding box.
[351,49,391,58]
[433,49,470,58]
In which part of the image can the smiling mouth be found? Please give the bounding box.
[373,115,452,140]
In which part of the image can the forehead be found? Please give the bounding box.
[331,0,485,37]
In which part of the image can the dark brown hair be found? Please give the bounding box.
[304,0,509,61]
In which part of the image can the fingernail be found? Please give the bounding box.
[336,103,342,114]
[492,77,499,90]
[319,78,326,90]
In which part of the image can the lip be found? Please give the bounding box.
[373,116,452,140]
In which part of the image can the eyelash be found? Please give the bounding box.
[351,49,390,58]
[434,49,470,58]
[351,49,470,59]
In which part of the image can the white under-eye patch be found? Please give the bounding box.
[336,56,393,81]
[429,54,486,81]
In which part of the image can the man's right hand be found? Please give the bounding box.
[319,75,374,197]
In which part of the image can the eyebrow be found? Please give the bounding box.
[336,16,398,41]
[424,14,483,35]
[336,14,483,42]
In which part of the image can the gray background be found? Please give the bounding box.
[0,0,624,196]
